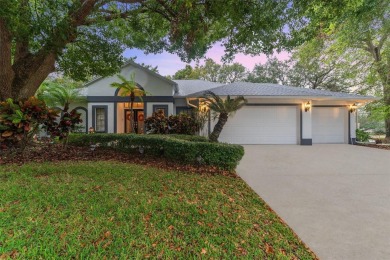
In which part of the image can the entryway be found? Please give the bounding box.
[124,109,145,134]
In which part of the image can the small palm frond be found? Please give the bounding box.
[202,91,247,116]
[110,73,148,97]
[37,80,86,109]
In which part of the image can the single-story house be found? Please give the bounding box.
[71,60,376,145]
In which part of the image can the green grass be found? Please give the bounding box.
[0,162,315,259]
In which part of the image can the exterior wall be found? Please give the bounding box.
[87,64,175,97]
[69,102,88,133]
[350,110,357,143]
[205,98,358,145]
[88,102,114,133]
[146,102,174,117]
[301,103,312,145]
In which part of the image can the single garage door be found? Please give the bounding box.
[218,106,298,144]
[312,107,346,144]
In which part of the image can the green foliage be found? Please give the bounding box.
[168,113,202,135]
[145,111,203,135]
[0,97,58,149]
[1,0,302,86]
[171,59,247,83]
[246,58,290,85]
[110,74,147,98]
[68,134,244,171]
[144,111,169,134]
[203,91,247,119]
[47,109,82,141]
[202,91,247,142]
[356,129,370,142]
[36,77,86,110]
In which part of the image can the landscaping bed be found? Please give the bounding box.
[0,144,234,176]
[0,162,317,259]
[356,143,390,150]
[68,133,245,171]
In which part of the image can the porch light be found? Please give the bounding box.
[350,103,358,113]
[124,102,130,108]
[304,101,311,112]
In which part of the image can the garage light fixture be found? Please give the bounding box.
[349,103,358,113]
[304,101,311,112]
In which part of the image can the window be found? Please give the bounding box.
[153,105,168,117]
[176,107,193,115]
[95,107,106,132]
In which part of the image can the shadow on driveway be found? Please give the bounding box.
[237,144,390,260]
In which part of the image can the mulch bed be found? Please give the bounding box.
[0,144,236,177]
[356,143,390,150]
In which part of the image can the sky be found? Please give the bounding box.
[123,43,290,76]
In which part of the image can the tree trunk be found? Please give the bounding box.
[209,113,228,142]
[0,1,97,101]
[0,18,14,100]
[130,92,135,133]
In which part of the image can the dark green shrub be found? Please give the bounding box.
[167,134,208,142]
[145,111,202,135]
[68,133,244,171]
[356,129,370,142]
[167,113,202,135]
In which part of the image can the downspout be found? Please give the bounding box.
[186,98,198,108]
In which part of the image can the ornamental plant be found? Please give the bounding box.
[144,110,169,134]
[145,111,202,135]
[0,97,58,150]
[168,113,202,135]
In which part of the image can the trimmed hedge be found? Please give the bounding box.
[68,134,244,171]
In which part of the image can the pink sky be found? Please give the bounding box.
[124,43,290,76]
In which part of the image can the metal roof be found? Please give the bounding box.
[188,82,376,100]
[173,80,222,97]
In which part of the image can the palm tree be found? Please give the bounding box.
[37,78,85,112]
[203,91,247,142]
[110,73,147,133]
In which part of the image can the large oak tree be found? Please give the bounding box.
[0,0,302,101]
[297,0,390,136]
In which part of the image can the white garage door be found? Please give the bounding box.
[218,106,298,144]
[312,107,346,144]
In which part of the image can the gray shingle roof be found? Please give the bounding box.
[188,82,376,100]
[173,80,223,96]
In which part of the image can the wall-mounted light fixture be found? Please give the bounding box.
[304,101,311,112]
[349,103,358,113]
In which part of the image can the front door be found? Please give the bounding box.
[125,109,145,134]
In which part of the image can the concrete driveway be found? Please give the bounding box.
[237,145,390,260]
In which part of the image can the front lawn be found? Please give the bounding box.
[0,162,316,259]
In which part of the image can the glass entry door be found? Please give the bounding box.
[125,109,144,134]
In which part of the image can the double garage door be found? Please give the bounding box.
[218,106,347,144]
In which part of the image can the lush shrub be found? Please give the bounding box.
[47,109,82,141]
[144,111,168,134]
[0,97,58,149]
[167,113,202,135]
[68,133,244,171]
[145,111,202,135]
[356,129,370,142]
[167,134,208,142]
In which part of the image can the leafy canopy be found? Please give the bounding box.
[1,0,302,82]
